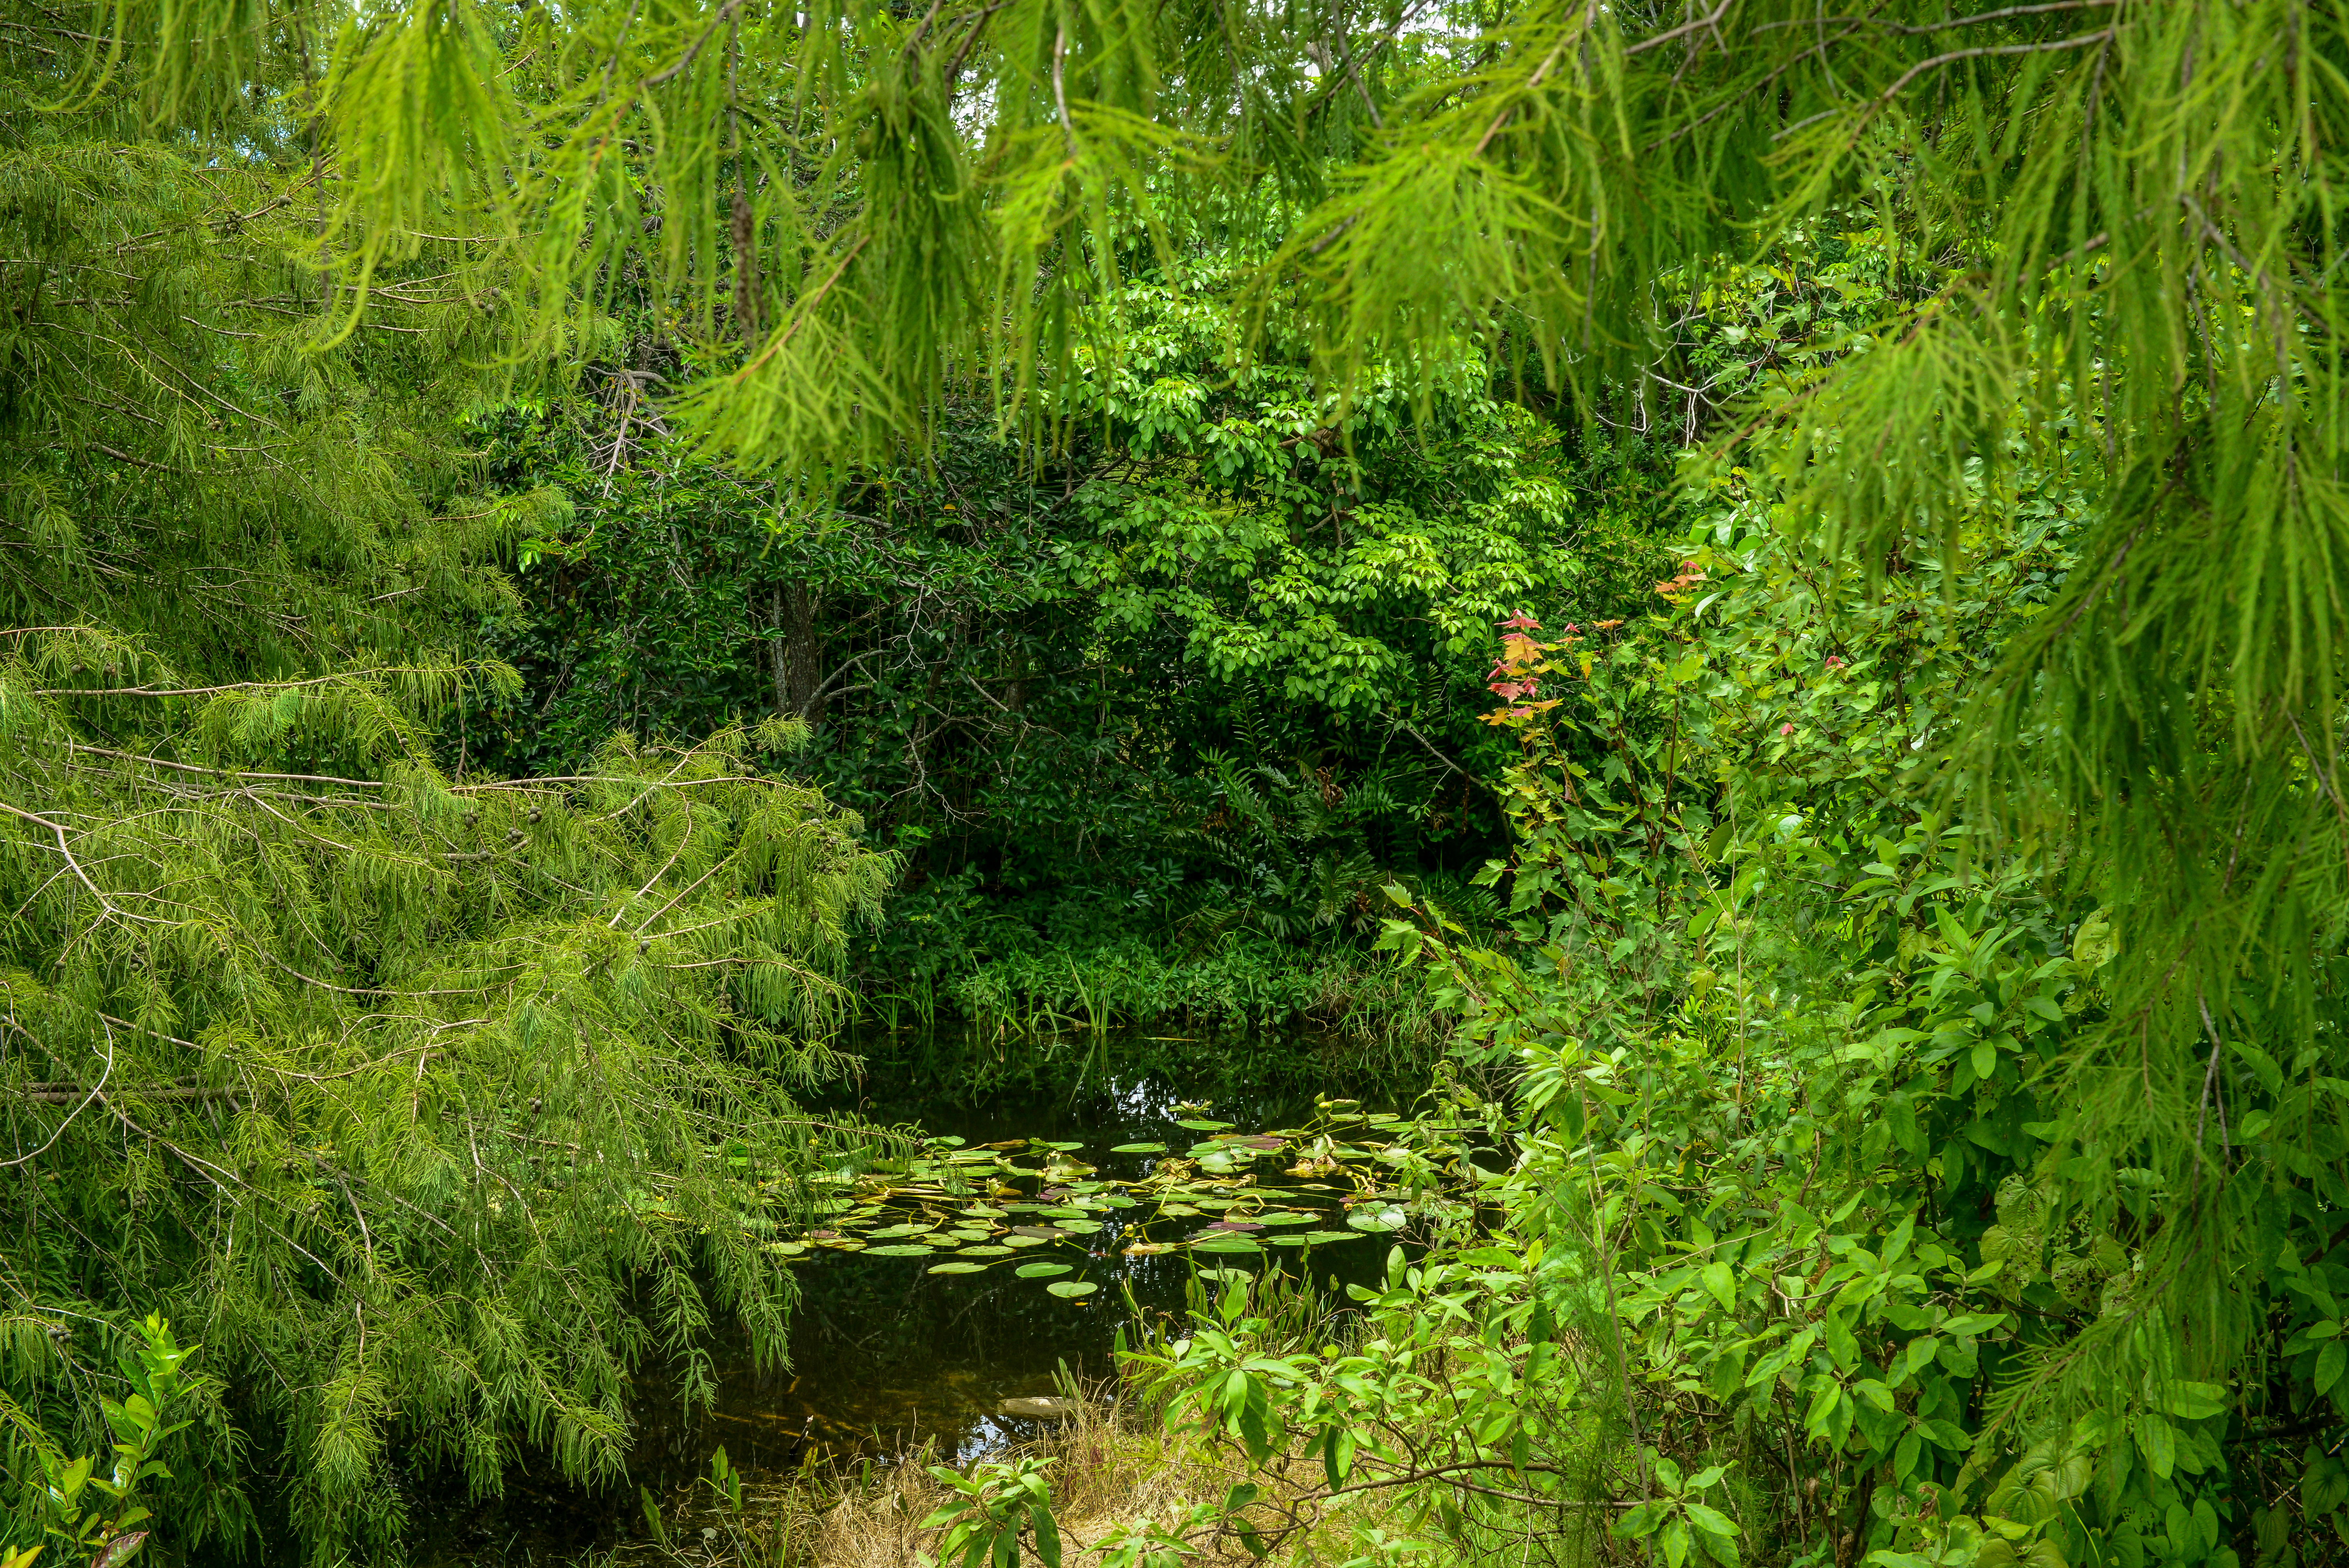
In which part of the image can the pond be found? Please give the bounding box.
[412,1030,1430,1566]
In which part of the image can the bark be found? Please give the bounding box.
[772,583,824,723]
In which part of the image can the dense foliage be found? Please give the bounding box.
[0,30,897,1568]
[1127,238,2349,1568]
[460,269,1670,1028]
[10,2,2349,1567]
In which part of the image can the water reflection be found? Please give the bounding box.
[412,1031,1401,1565]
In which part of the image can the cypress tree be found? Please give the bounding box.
[1,17,895,1560]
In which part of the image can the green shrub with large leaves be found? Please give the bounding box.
[1142,241,2349,1566]
[460,260,1674,1030]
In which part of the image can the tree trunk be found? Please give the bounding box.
[771,583,824,723]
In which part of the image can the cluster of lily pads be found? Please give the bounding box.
[758,1100,1478,1300]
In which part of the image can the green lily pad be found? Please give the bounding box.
[1193,1237,1262,1253]
[1254,1212,1318,1226]
[1055,1219,1104,1235]
[1015,1262,1073,1278]
[1267,1235,1308,1247]
[1175,1119,1235,1131]
[1110,1142,1168,1154]
[1347,1210,1406,1233]
[870,1223,934,1238]
[929,1261,989,1274]
[1045,1280,1099,1298]
[866,1244,937,1256]
[1195,1267,1251,1283]
[1301,1231,1359,1245]
[959,1245,1014,1256]
[1003,1234,1051,1248]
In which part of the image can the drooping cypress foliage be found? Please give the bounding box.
[19,0,2349,1545]
[221,0,2349,1404]
[0,20,895,1564]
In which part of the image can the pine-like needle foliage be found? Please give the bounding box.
[1,21,898,1564]
[24,0,2349,1531]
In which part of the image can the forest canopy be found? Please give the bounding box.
[7,2,2349,1567]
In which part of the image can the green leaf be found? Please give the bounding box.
[1016,1262,1073,1278]
[2167,1382,2231,1420]
[1684,1504,1740,1538]
[2137,1415,2177,1480]
[1044,1280,1098,1298]
[1700,1263,1736,1310]
[929,1261,990,1274]
[1030,1501,1062,1568]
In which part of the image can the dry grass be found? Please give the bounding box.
[605,1382,1301,1568]
[804,1393,1269,1567]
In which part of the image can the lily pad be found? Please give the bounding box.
[1003,1234,1052,1248]
[1110,1142,1168,1155]
[959,1245,1014,1256]
[1044,1280,1099,1298]
[929,1261,990,1274]
[1253,1212,1318,1226]
[866,1243,937,1256]
[1347,1209,1407,1233]
[1194,1237,1263,1254]
[1015,1262,1073,1278]
[1301,1231,1360,1245]
[1175,1119,1235,1131]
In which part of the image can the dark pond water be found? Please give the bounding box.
[413,1029,1415,1566]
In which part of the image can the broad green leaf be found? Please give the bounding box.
[1700,1263,1736,1310]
